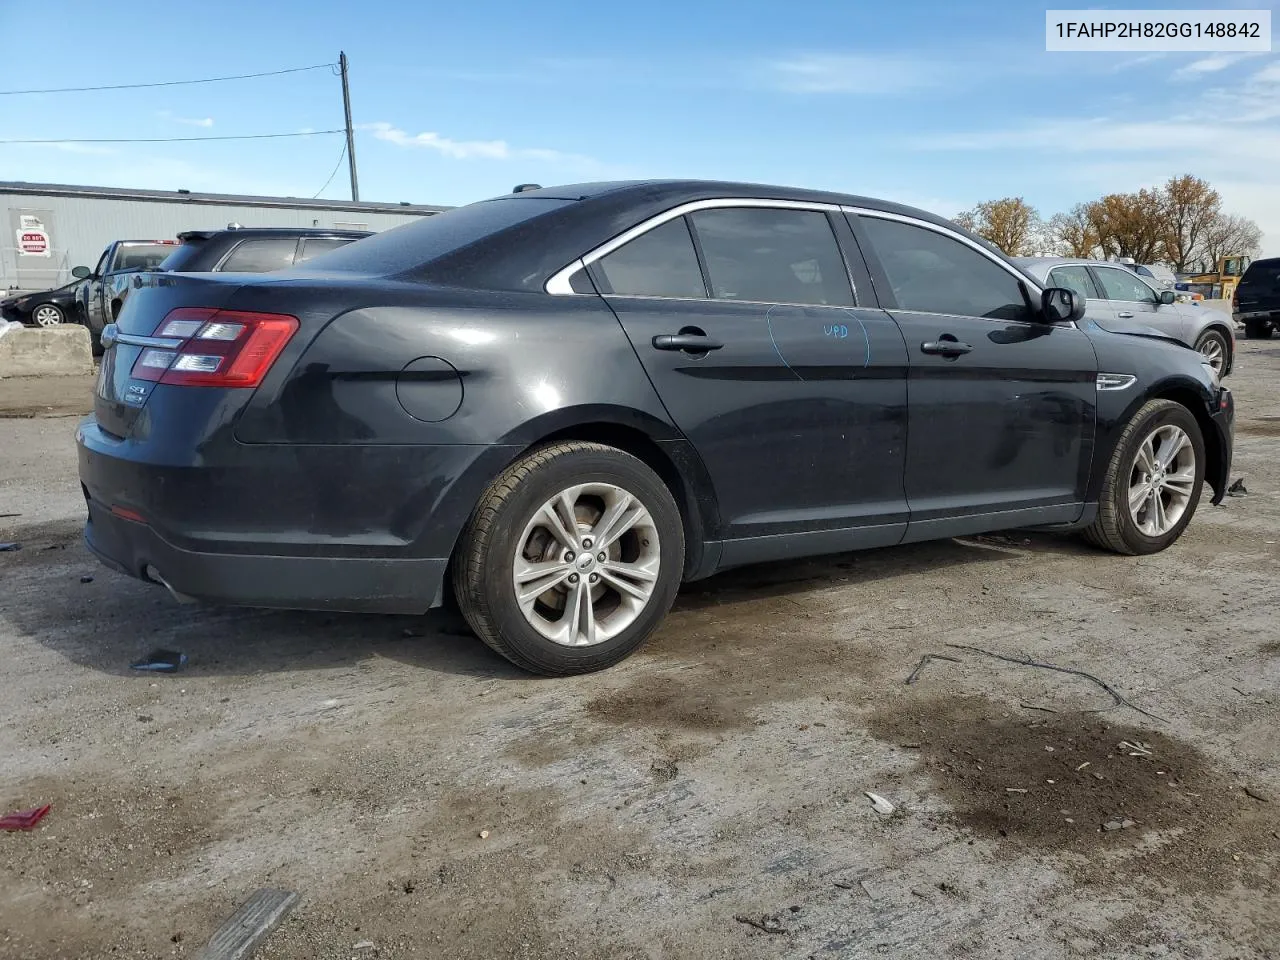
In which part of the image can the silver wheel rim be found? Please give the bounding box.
[1128,424,1196,536]
[33,305,62,327]
[1198,336,1224,375]
[512,482,660,647]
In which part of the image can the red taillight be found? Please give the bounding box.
[110,505,147,523]
[130,308,299,388]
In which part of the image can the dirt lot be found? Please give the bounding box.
[1,344,1278,960]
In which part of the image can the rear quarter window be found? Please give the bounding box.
[1241,260,1280,289]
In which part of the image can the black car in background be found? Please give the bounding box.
[1236,257,1280,339]
[78,180,1233,676]
[0,278,85,327]
[157,226,372,273]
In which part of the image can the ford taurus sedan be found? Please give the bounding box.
[77,180,1234,675]
[1016,256,1236,378]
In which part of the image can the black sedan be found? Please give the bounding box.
[77,180,1234,675]
[1,279,83,327]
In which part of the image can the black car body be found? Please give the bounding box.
[1236,257,1280,338]
[0,278,85,327]
[157,226,372,274]
[77,180,1234,675]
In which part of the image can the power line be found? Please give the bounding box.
[312,142,349,199]
[0,63,336,97]
[0,130,344,145]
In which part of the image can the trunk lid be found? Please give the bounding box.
[95,273,245,438]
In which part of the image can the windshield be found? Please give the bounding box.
[299,197,575,275]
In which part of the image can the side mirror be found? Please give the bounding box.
[1159,290,1176,305]
[71,266,91,279]
[1041,287,1086,324]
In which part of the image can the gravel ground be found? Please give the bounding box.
[1,345,1278,960]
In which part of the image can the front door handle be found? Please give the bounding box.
[652,333,724,352]
[920,339,973,356]
[1116,311,1135,319]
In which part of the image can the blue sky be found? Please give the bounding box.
[3,0,1278,254]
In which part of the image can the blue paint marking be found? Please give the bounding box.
[839,309,872,368]
[765,305,803,381]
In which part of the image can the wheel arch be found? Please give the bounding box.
[1195,320,1235,375]
[1149,383,1228,502]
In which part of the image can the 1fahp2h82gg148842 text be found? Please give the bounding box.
[1056,20,1261,39]
[1045,10,1271,51]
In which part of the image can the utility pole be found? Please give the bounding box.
[339,51,359,202]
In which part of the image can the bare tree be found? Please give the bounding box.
[1047,204,1101,258]
[1161,174,1221,272]
[1199,213,1264,272]
[952,198,1042,256]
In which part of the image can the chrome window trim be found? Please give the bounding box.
[544,198,846,296]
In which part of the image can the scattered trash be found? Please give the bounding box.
[0,804,51,831]
[1118,740,1152,756]
[80,575,94,584]
[832,880,855,890]
[864,792,896,815]
[478,829,490,839]
[1102,818,1138,832]
[1227,478,1248,497]
[860,879,886,900]
[1076,762,1091,771]
[195,888,298,960]
[0,542,21,552]
[1005,788,1028,794]
[130,649,188,673]
[353,941,376,951]
[945,643,1167,722]
[904,653,961,685]
[734,914,788,935]
[1244,786,1272,803]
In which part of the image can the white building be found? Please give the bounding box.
[1,181,449,294]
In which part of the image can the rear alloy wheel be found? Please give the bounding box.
[1194,329,1228,377]
[31,304,64,327]
[1083,399,1205,555]
[1244,319,1273,339]
[453,442,684,675]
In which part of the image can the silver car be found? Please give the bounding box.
[1016,257,1235,377]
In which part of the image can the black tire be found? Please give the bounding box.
[1193,328,1230,377]
[1244,319,1273,339]
[452,442,684,676]
[1083,399,1205,556]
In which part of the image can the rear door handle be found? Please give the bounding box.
[920,340,973,356]
[1116,312,1135,319]
[652,333,724,352]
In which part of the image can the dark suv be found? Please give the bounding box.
[1236,257,1280,339]
[157,227,372,273]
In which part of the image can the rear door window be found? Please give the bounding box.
[220,238,300,273]
[1048,265,1100,301]
[689,208,854,306]
[595,218,708,299]
[1240,260,1280,290]
[859,216,1031,321]
[297,237,356,264]
[1093,267,1158,303]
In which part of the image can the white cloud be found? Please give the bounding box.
[765,54,945,94]
[360,121,601,170]
[1172,52,1265,80]
[157,110,214,128]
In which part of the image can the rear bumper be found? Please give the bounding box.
[85,498,449,614]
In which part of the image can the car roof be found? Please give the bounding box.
[509,179,962,231]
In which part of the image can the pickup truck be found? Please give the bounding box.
[73,240,179,353]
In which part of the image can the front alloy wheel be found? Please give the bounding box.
[32,304,64,327]
[1127,424,1196,536]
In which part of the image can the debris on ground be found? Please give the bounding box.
[0,804,51,831]
[194,888,298,960]
[860,878,887,900]
[1118,740,1153,756]
[905,653,961,685]
[129,649,188,673]
[865,792,896,815]
[734,914,788,935]
[353,941,376,951]
[1228,478,1248,497]
[0,542,21,552]
[79,575,94,583]
[1244,787,1273,803]
[478,829,490,839]
[1102,818,1138,832]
